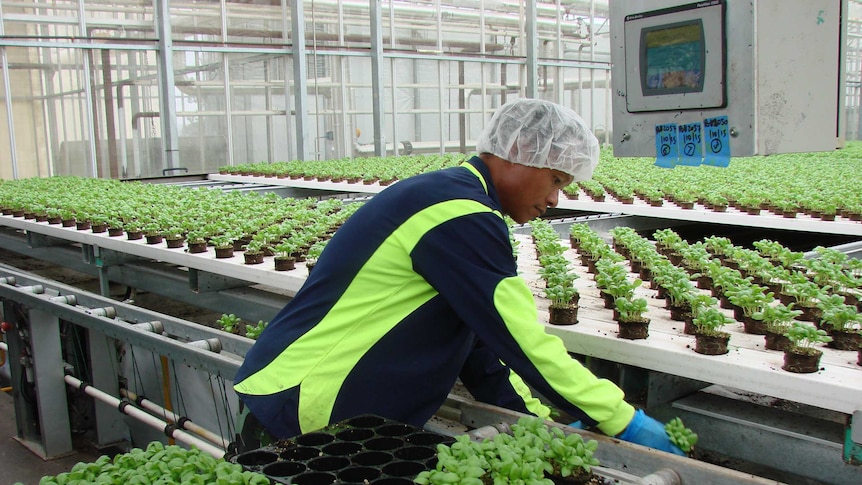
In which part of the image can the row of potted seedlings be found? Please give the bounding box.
[623,226,860,372]
[560,145,862,220]
[212,144,861,221]
[529,222,861,374]
[532,220,660,339]
[531,220,580,326]
[0,176,357,273]
[218,153,464,185]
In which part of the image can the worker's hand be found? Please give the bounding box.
[617,410,686,456]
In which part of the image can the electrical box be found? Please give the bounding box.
[610,0,846,158]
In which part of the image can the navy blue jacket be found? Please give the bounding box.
[234,156,633,438]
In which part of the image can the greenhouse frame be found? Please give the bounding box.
[0,0,622,180]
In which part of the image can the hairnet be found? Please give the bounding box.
[476,98,599,181]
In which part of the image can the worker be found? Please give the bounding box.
[233,97,685,456]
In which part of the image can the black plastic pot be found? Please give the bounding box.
[232,414,454,484]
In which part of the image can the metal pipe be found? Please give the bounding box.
[132,320,164,334]
[86,306,117,318]
[48,295,77,305]
[0,340,7,374]
[76,1,99,178]
[18,285,45,294]
[65,375,226,458]
[120,388,230,449]
[187,338,223,353]
[636,469,682,485]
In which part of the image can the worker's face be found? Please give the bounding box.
[496,163,574,224]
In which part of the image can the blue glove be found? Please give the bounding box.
[567,421,585,429]
[617,410,686,456]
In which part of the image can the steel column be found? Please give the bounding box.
[155,0,180,170]
[28,308,73,458]
[87,330,127,448]
[370,0,385,156]
[291,0,311,160]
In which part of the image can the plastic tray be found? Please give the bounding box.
[232,414,454,484]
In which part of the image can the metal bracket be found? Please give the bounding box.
[188,267,251,292]
[82,245,144,267]
[26,232,67,248]
[847,410,862,465]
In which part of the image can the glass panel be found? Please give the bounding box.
[317,54,355,160]
[394,57,439,153]
[538,64,562,103]
[83,0,157,40]
[390,57,418,154]
[553,64,612,143]
[227,53,289,164]
[109,49,161,178]
[0,51,13,179]
[4,46,93,178]
[61,48,164,179]
[380,0,525,55]
[382,1,439,52]
[171,0,223,43]
[175,50,229,175]
[347,55,377,158]
[3,1,81,38]
[225,0,286,44]
[313,0,370,50]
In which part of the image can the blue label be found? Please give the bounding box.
[654,123,678,168]
[677,122,702,166]
[703,116,730,167]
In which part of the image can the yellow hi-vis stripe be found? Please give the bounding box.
[460,162,488,194]
[234,199,501,433]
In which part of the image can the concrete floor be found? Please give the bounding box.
[0,389,105,485]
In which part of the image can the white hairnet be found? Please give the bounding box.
[476,98,599,181]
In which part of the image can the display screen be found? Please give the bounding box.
[623,0,725,112]
[640,20,705,95]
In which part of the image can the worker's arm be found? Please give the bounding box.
[412,211,634,436]
[458,339,552,420]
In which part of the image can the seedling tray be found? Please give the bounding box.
[232,414,454,484]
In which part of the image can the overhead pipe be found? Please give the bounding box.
[72,0,585,53]
[65,375,226,458]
